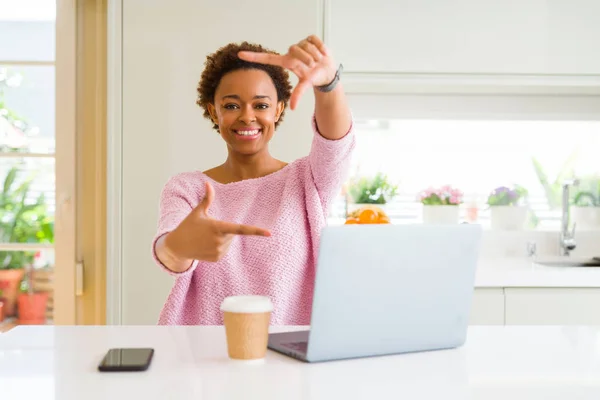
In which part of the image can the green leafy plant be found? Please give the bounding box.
[572,178,600,207]
[0,167,54,270]
[531,152,578,209]
[347,173,398,204]
[0,67,52,270]
[487,185,528,206]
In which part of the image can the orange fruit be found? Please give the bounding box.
[345,218,359,225]
[358,209,379,224]
[378,215,391,224]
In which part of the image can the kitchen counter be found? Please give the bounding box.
[2,325,600,399]
[475,257,600,288]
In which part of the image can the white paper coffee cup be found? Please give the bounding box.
[220,295,273,360]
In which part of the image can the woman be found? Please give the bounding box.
[152,35,354,325]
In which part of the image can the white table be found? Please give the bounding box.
[1,325,600,399]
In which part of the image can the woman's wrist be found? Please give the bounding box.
[157,233,194,273]
[314,64,342,92]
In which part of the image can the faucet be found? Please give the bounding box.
[560,179,579,256]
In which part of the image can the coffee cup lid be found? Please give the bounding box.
[220,295,273,314]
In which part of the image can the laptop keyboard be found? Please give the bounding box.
[282,341,308,353]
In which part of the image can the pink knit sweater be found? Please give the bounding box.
[152,117,355,325]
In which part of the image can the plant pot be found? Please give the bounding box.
[17,292,48,325]
[571,206,600,230]
[0,268,25,317]
[0,300,4,322]
[422,205,460,225]
[489,205,528,230]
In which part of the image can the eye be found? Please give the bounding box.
[255,103,269,109]
[223,103,239,110]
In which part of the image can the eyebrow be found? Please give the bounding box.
[221,94,271,100]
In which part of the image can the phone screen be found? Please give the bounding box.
[98,348,154,372]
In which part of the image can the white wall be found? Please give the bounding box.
[112,0,600,325]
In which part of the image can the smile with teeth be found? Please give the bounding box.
[235,129,261,136]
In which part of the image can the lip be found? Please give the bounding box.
[233,128,262,141]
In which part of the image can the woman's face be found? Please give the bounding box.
[208,69,284,157]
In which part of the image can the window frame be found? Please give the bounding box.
[332,116,600,229]
[0,0,78,325]
[0,58,57,250]
[329,93,600,229]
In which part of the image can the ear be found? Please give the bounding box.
[207,103,218,125]
[275,101,285,122]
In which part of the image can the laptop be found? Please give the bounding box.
[268,223,482,363]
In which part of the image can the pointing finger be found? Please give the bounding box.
[238,51,286,67]
[215,220,271,237]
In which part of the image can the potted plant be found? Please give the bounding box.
[1,69,51,318]
[417,185,464,224]
[571,178,600,230]
[17,262,49,325]
[487,185,529,230]
[0,285,6,322]
[346,172,398,215]
[0,167,54,317]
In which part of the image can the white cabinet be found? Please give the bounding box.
[471,287,600,326]
[326,0,600,76]
[326,0,600,95]
[505,288,600,325]
[470,288,504,325]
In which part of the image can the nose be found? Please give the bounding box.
[238,104,256,124]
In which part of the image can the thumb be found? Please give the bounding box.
[290,79,311,111]
[196,181,215,215]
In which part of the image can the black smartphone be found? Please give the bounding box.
[97,348,154,372]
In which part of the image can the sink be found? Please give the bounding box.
[533,256,600,267]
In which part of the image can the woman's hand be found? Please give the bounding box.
[162,182,271,267]
[238,35,338,110]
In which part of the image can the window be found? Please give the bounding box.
[0,1,56,324]
[329,94,600,230]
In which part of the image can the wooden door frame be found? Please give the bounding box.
[54,0,77,325]
[77,0,108,325]
[55,0,108,325]
[106,0,122,325]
